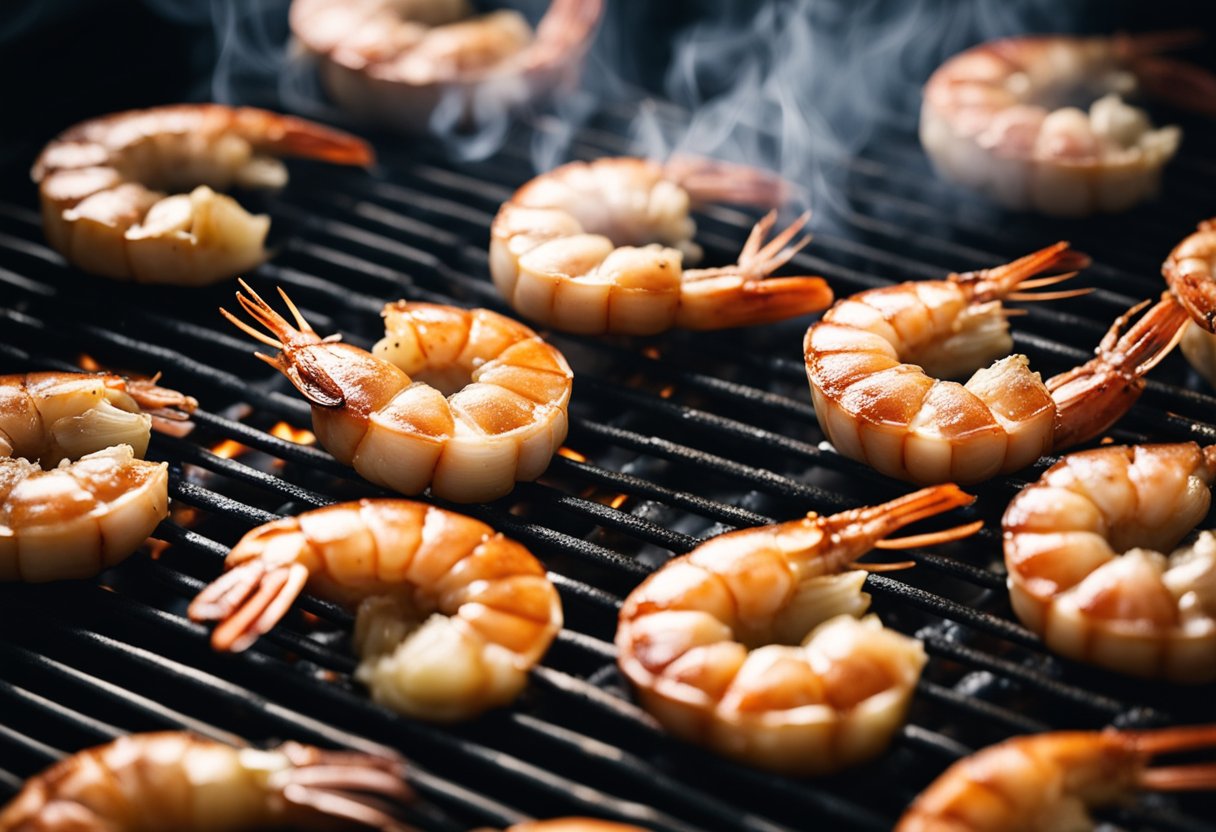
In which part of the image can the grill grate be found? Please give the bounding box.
[4,76,1216,832]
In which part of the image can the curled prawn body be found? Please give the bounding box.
[0,372,196,583]
[189,498,562,721]
[921,32,1216,216]
[616,485,980,775]
[489,157,832,335]
[31,104,373,285]
[224,283,572,503]
[804,243,1189,484]
[1162,219,1216,388]
[292,0,602,134]
[1004,442,1216,682]
[896,725,1216,832]
[0,731,413,832]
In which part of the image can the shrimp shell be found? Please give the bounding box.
[500,822,647,832]
[223,284,572,503]
[31,104,373,285]
[189,498,562,721]
[921,32,1216,216]
[0,731,414,831]
[617,485,979,775]
[1003,442,1216,682]
[804,243,1188,484]
[897,725,1216,832]
[490,157,832,334]
[0,372,195,583]
[292,0,603,134]
[1161,218,1216,388]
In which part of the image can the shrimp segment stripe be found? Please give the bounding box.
[222,282,572,503]
[1003,442,1216,683]
[190,498,563,721]
[31,103,372,285]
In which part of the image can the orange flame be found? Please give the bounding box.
[77,353,102,372]
[210,438,249,460]
[557,447,587,463]
[608,493,629,509]
[270,421,317,445]
[659,385,676,399]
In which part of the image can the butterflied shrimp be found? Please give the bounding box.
[0,731,414,831]
[489,156,832,335]
[1004,442,1216,682]
[921,32,1216,216]
[896,725,1216,832]
[804,243,1190,484]
[223,283,572,503]
[1162,218,1216,388]
[189,499,562,721]
[293,0,602,134]
[616,485,980,775]
[1,371,196,582]
[31,104,373,285]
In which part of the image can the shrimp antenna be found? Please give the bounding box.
[874,519,985,550]
[221,306,284,350]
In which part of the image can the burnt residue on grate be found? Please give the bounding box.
[5,94,1216,832]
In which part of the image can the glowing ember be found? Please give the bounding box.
[608,493,629,509]
[642,346,661,360]
[145,538,171,560]
[270,421,317,445]
[557,447,587,463]
[77,353,102,371]
[659,385,676,398]
[210,438,249,460]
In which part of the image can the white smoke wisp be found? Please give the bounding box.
[533,0,1090,219]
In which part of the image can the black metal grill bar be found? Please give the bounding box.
[127,550,880,831]
[0,621,516,832]
[919,633,1128,717]
[4,62,1216,829]
[16,587,748,832]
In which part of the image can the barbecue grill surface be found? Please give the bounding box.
[3,5,1216,831]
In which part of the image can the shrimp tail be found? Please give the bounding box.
[1133,56,1216,117]
[276,743,417,830]
[123,376,200,437]
[1048,293,1189,450]
[821,484,977,563]
[238,109,376,167]
[1165,217,1216,332]
[1124,724,1216,791]
[663,154,795,208]
[528,0,603,72]
[187,559,311,652]
[952,242,1091,304]
[223,280,345,408]
[677,211,832,329]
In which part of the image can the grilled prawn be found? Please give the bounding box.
[189,498,562,721]
[223,284,572,503]
[921,32,1216,215]
[0,732,413,831]
[1004,442,1216,682]
[804,243,1189,484]
[1,372,195,582]
[897,725,1216,832]
[292,0,602,134]
[31,104,372,285]
[1162,218,1216,388]
[490,156,832,334]
[616,485,980,775]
